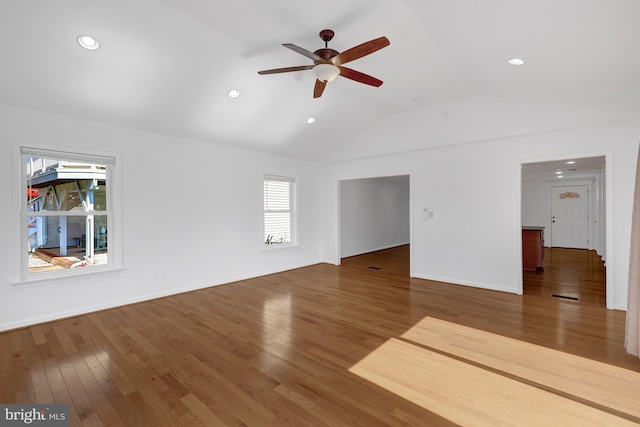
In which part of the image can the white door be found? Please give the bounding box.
[551,185,589,249]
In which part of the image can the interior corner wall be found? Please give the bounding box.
[0,104,323,331]
[321,117,640,309]
[521,180,551,235]
[339,177,410,258]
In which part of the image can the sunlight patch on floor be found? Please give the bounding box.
[349,317,640,426]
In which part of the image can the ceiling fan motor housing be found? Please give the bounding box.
[314,48,340,63]
[316,29,338,62]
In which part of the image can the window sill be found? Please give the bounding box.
[11,265,123,286]
[262,243,298,251]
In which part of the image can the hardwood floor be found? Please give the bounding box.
[344,245,608,305]
[340,245,410,276]
[2,254,639,426]
[524,247,606,305]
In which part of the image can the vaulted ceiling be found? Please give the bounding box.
[1,0,639,162]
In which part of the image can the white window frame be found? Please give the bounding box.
[12,141,122,283]
[263,174,296,249]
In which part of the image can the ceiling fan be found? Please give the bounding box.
[258,29,390,98]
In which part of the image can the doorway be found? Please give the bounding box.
[521,156,607,305]
[338,175,411,276]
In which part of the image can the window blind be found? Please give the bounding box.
[264,175,294,244]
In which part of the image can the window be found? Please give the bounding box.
[15,144,120,281]
[263,175,295,247]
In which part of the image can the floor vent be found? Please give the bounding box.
[368,266,381,270]
[552,294,579,301]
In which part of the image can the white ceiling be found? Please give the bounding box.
[521,156,606,181]
[1,0,639,162]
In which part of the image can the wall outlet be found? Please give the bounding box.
[159,269,166,278]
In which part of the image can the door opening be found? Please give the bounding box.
[338,175,411,276]
[521,156,607,305]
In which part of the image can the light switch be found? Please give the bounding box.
[422,209,434,220]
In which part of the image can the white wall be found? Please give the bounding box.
[340,176,410,258]
[0,104,323,331]
[321,117,640,310]
[521,180,551,232]
[2,104,638,332]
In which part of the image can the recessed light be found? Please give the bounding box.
[306,117,316,124]
[557,175,564,178]
[566,160,576,165]
[78,35,100,51]
[412,96,424,103]
[227,89,240,98]
[507,58,525,66]
[555,171,562,175]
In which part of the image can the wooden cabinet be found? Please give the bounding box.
[522,226,544,271]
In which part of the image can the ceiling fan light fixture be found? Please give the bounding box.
[312,63,340,82]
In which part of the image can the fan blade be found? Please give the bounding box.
[258,65,314,75]
[283,43,329,63]
[337,66,383,87]
[331,36,390,66]
[314,79,327,98]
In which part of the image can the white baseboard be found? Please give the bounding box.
[0,260,322,332]
[341,242,410,259]
[411,273,519,294]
